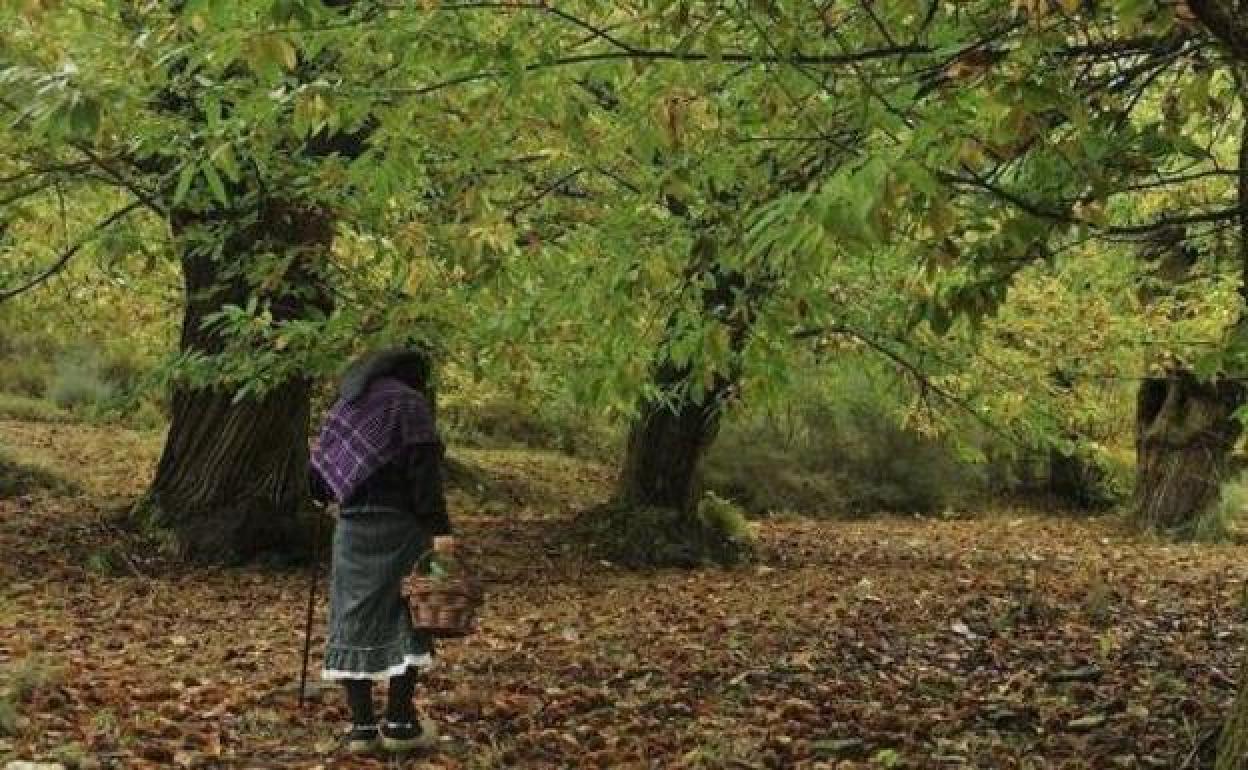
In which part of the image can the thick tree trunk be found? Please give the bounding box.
[617,365,730,513]
[1138,72,1248,541]
[1132,373,1243,533]
[142,201,332,561]
[150,380,314,560]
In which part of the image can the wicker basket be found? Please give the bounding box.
[404,572,484,638]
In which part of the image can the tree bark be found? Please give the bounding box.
[142,201,333,561]
[617,363,732,513]
[616,236,757,513]
[1131,373,1243,532]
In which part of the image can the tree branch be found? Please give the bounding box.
[0,161,93,184]
[1187,0,1248,62]
[71,143,167,217]
[796,321,1024,447]
[942,170,1241,236]
[0,200,146,303]
[378,42,932,97]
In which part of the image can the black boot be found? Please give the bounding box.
[342,679,378,754]
[380,670,436,752]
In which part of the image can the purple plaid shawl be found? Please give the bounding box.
[310,377,438,503]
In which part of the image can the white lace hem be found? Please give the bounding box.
[321,653,434,681]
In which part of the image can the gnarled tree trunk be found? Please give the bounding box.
[1132,373,1243,532]
[617,364,732,513]
[142,201,332,561]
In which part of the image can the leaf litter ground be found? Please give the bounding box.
[1,418,1246,769]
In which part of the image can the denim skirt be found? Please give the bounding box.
[321,508,436,680]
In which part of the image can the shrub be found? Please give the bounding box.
[705,364,984,518]
[696,491,751,541]
[48,353,118,411]
[0,654,65,736]
[0,696,15,736]
[1190,473,1248,543]
[1045,443,1127,511]
[126,397,169,430]
[0,330,59,397]
[1,654,64,702]
[44,345,156,421]
[0,361,53,398]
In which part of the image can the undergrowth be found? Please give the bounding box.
[0,655,65,738]
[0,336,166,427]
[0,446,75,498]
[444,395,617,461]
[704,365,985,518]
[1190,473,1248,543]
[0,393,71,423]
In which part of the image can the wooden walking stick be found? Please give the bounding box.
[298,505,326,708]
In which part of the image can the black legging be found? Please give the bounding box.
[344,669,417,726]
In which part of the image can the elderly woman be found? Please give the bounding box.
[309,349,451,754]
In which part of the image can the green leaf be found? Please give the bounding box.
[173,162,199,205]
[210,143,241,183]
[67,97,100,139]
[201,162,229,206]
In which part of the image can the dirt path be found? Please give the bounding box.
[2,419,1247,769]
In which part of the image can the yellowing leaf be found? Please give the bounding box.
[276,38,298,71]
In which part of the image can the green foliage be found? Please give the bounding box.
[44,345,160,422]
[83,545,133,578]
[695,491,751,541]
[0,0,1245,547]
[0,360,52,399]
[0,654,63,705]
[1046,444,1129,511]
[0,695,15,736]
[0,329,56,397]
[1192,473,1248,543]
[707,361,985,517]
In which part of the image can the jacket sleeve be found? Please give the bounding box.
[407,443,452,535]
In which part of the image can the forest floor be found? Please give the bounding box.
[2,418,1248,770]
